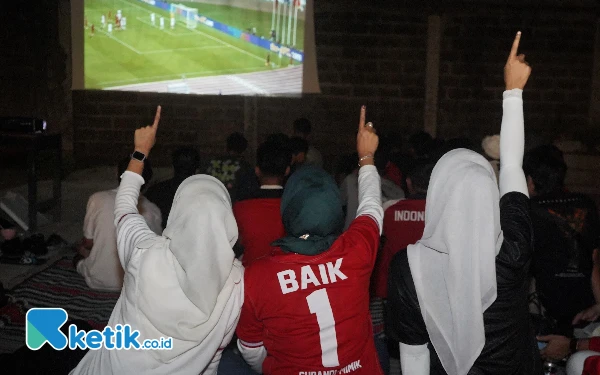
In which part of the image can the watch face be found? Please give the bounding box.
[132,151,146,161]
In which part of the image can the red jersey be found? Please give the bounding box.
[371,198,426,299]
[237,216,383,375]
[233,198,285,266]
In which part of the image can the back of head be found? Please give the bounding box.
[172,147,200,179]
[523,144,567,196]
[408,131,434,158]
[406,159,435,194]
[293,118,312,138]
[257,140,291,178]
[289,136,309,156]
[266,132,290,147]
[226,132,248,155]
[118,156,153,186]
[275,165,344,255]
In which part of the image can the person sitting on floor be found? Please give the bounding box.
[288,136,309,174]
[387,32,541,375]
[74,156,162,292]
[233,140,290,266]
[205,132,254,201]
[70,107,243,375]
[372,158,434,300]
[526,144,600,340]
[145,146,200,229]
[293,118,323,167]
[236,106,385,374]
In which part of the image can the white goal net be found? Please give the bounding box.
[169,4,198,29]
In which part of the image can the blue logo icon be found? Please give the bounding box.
[25,307,173,351]
[26,308,69,350]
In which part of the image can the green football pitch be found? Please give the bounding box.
[84,0,305,89]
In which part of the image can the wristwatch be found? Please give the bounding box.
[131,151,146,162]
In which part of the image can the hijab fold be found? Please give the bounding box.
[407,149,503,375]
[135,175,242,362]
[273,166,344,255]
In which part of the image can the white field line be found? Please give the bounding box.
[134,16,196,37]
[141,45,227,54]
[117,0,271,65]
[96,28,142,54]
[186,25,268,64]
[227,75,269,95]
[98,66,263,86]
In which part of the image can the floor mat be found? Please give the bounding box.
[0,257,119,353]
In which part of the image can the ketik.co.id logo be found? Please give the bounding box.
[26,308,172,350]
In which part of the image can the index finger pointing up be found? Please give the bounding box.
[359,105,366,131]
[152,105,161,129]
[508,31,522,61]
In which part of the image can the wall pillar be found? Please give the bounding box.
[590,17,600,126]
[424,15,442,137]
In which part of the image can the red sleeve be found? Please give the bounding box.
[583,355,600,375]
[344,216,381,267]
[236,270,264,347]
[589,337,600,352]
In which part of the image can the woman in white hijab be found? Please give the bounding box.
[71,106,243,375]
[386,32,541,375]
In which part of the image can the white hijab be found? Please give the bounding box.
[135,175,242,362]
[407,149,503,375]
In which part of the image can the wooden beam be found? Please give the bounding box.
[424,15,442,137]
[590,17,600,125]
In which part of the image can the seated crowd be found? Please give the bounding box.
[10,32,600,375]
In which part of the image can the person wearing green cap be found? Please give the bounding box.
[236,106,385,375]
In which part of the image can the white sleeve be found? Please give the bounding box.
[400,342,430,375]
[237,340,267,374]
[114,171,159,268]
[356,165,384,234]
[499,89,528,198]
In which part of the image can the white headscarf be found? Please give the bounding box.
[135,175,242,362]
[407,149,503,375]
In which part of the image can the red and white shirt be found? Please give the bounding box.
[236,165,384,375]
[371,197,426,299]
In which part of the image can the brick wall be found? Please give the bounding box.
[436,7,597,141]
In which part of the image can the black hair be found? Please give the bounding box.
[266,133,290,147]
[288,136,309,155]
[293,118,312,137]
[406,158,435,193]
[257,141,291,178]
[226,132,248,154]
[408,131,434,157]
[523,144,567,195]
[118,156,153,186]
[172,147,200,178]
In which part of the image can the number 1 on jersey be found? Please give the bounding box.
[306,289,340,367]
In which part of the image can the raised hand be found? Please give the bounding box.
[504,31,531,90]
[357,105,378,166]
[134,105,161,156]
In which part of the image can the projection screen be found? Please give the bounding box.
[71,0,319,96]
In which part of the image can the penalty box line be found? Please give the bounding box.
[117,0,273,66]
[134,16,197,37]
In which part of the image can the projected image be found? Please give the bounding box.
[84,0,306,95]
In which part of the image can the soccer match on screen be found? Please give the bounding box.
[84,0,306,95]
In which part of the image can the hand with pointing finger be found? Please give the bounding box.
[134,105,161,156]
[504,31,531,90]
[356,105,378,167]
